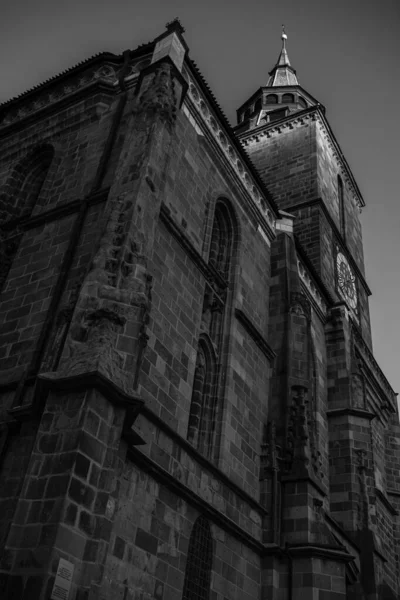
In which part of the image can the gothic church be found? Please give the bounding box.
[0,19,399,600]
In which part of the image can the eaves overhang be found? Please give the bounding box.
[235,85,323,117]
[185,57,280,219]
[0,41,155,126]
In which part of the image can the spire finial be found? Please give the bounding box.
[281,24,287,48]
[266,24,299,86]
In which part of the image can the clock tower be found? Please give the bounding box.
[236,29,399,599]
[236,28,371,344]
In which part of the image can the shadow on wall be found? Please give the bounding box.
[378,583,397,600]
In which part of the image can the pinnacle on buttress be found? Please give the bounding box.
[267,26,299,87]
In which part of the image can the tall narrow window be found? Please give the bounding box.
[188,201,237,457]
[338,175,345,240]
[187,338,217,454]
[182,516,213,600]
[0,144,54,292]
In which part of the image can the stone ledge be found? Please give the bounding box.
[127,445,265,554]
[140,404,268,517]
[234,308,276,363]
[326,407,376,420]
[8,371,145,448]
[287,542,355,563]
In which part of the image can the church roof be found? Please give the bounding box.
[267,27,299,87]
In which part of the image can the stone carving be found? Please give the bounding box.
[47,60,180,392]
[297,259,326,313]
[137,62,178,127]
[200,285,224,348]
[289,291,311,321]
[286,385,311,473]
[355,448,371,531]
[133,273,152,390]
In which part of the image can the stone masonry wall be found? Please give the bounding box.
[139,103,273,500]
[242,118,318,211]
[100,454,262,600]
[316,120,365,277]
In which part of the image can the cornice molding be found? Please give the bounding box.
[281,472,328,498]
[351,322,397,406]
[326,408,376,420]
[294,234,335,305]
[234,308,276,363]
[296,258,327,316]
[287,543,355,563]
[0,50,153,133]
[184,77,277,239]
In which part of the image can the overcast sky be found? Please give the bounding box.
[1,0,399,396]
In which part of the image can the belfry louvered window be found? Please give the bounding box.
[182,516,213,600]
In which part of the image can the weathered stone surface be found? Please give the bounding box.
[0,20,398,600]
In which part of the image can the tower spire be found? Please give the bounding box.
[267,26,299,86]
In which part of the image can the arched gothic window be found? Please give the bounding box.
[208,202,234,278]
[188,201,237,457]
[0,144,54,292]
[182,516,213,600]
[18,145,54,217]
[187,338,217,455]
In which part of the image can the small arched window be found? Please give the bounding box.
[265,94,278,105]
[208,203,234,278]
[182,516,213,600]
[298,97,307,109]
[338,175,345,239]
[282,93,295,104]
[15,144,54,217]
[187,338,217,454]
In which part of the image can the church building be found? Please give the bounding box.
[0,19,399,600]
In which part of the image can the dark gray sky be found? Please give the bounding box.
[2,0,400,395]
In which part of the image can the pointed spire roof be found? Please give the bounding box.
[267,26,299,87]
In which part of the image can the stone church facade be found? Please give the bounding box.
[0,19,399,600]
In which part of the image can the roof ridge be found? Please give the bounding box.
[0,40,154,109]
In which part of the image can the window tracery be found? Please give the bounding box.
[182,516,213,600]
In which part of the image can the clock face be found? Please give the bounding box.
[337,252,357,310]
